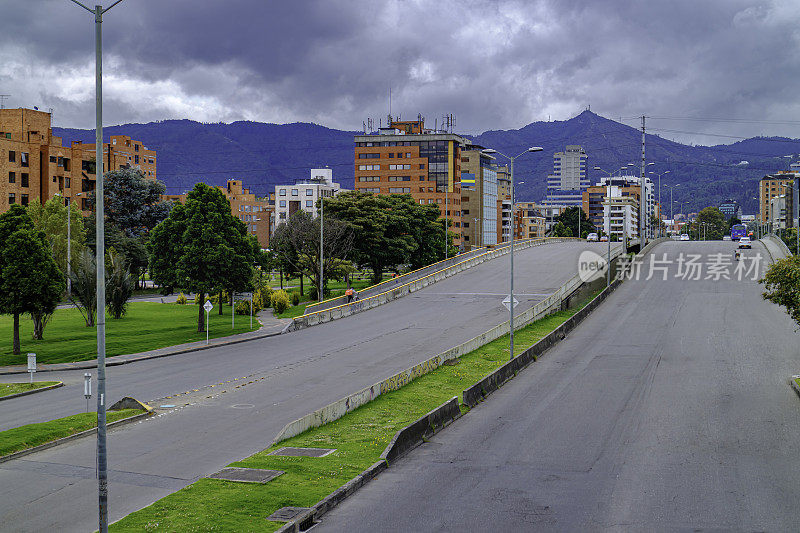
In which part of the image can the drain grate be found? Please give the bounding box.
[269,447,336,458]
[267,506,311,521]
[207,467,284,483]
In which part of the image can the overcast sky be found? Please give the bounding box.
[2,0,799,145]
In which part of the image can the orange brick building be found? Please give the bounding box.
[0,107,156,213]
[164,179,273,248]
[354,118,465,246]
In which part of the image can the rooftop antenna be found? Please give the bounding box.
[389,86,392,120]
[0,95,9,109]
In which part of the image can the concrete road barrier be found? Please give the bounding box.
[380,396,461,464]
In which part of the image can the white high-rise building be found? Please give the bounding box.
[274,168,345,226]
[544,145,588,207]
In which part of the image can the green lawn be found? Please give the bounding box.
[0,409,141,457]
[0,302,259,366]
[274,278,389,319]
[0,381,60,398]
[110,297,597,532]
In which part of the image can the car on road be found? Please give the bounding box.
[738,236,752,249]
[586,232,599,241]
[599,235,609,242]
[680,234,690,241]
[723,235,732,241]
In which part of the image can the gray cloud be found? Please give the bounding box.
[2,0,799,144]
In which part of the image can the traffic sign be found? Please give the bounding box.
[501,295,519,311]
[203,300,213,313]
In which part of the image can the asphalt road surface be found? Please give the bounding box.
[0,241,617,532]
[315,240,800,532]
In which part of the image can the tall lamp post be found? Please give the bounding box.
[319,192,324,302]
[482,147,543,360]
[54,192,82,297]
[68,1,126,531]
[663,184,680,235]
[648,170,669,237]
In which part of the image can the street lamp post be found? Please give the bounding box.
[68,1,126,531]
[482,147,543,360]
[594,166,621,287]
[649,170,670,237]
[319,193,324,302]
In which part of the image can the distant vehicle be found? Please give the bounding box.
[680,234,690,241]
[599,235,609,242]
[731,224,747,241]
[586,232,599,241]
[738,236,752,249]
[723,235,732,241]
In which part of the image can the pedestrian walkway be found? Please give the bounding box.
[0,309,291,375]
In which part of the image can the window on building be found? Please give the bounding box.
[9,151,15,163]
[134,155,139,164]
[279,189,286,196]
[306,200,313,207]
[306,189,313,196]
[279,200,286,207]
[21,173,29,187]
[63,158,70,171]
[21,194,28,206]
[279,212,286,219]
[20,153,29,167]
[49,156,57,163]
[8,171,14,184]
[135,144,139,152]
[388,153,394,158]
[419,164,425,169]
[8,193,14,204]
[82,160,96,174]
[65,177,71,188]
[291,189,298,196]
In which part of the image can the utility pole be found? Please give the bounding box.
[69,2,126,531]
[640,115,646,245]
[319,193,324,302]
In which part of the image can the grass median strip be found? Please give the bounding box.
[0,409,141,458]
[0,381,60,398]
[111,290,601,532]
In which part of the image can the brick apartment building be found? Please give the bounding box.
[354,118,466,246]
[164,179,273,248]
[759,172,796,225]
[0,107,156,213]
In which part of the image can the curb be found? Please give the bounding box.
[275,397,462,533]
[0,324,286,376]
[0,381,64,401]
[0,408,154,464]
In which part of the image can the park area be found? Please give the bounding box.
[0,302,259,366]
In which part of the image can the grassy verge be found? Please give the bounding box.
[0,302,259,366]
[274,278,390,319]
[111,290,601,532]
[0,409,141,457]
[0,381,60,398]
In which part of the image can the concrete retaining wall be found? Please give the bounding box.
[761,234,791,261]
[289,238,580,332]
[271,243,624,445]
[380,396,460,464]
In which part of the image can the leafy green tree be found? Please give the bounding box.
[551,221,573,237]
[0,206,64,352]
[727,216,742,231]
[106,251,134,319]
[761,255,800,326]
[692,207,727,240]
[27,197,86,280]
[554,207,590,239]
[69,250,98,327]
[148,183,257,332]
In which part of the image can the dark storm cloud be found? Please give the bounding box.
[2,0,799,143]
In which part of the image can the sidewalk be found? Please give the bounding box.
[0,310,291,375]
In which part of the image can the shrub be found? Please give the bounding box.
[255,286,272,309]
[176,292,188,305]
[271,290,291,314]
[193,293,207,305]
[235,300,251,315]
[307,286,318,300]
[291,291,300,306]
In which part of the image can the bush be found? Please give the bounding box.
[271,290,291,314]
[193,293,207,305]
[291,291,300,306]
[235,300,251,315]
[255,286,272,309]
[308,286,318,300]
[176,292,188,305]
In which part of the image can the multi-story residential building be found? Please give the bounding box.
[164,179,272,248]
[0,107,157,213]
[583,176,648,240]
[274,168,343,225]
[760,173,796,225]
[354,117,465,246]
[537,203,570,233]
[459,146,498,250]
[718,199,742,220]
[544,145,589,207]
[497,165,512,243]
[513,202,546,239]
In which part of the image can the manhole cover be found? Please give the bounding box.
[267,507,311,521]
[207,467,284,483]
[269,447,336,458]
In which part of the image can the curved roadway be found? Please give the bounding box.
[0,241,618,531]
[315,240,800,532]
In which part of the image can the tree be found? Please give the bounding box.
[149,183,257,332]
[761,255,800,327]
[106,251,134,319]
[27,197,86,280]
[691,207,727,240]
[271,210,354,298]
[0,206,64,352]
[551,221,573,237]
[323,192,445,282]
[554,207,590,239]
[69,250,98,327]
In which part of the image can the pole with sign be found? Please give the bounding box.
[231,291,235,329]
[204,300,213,344]
[84,373,93,412]
[27,353,36,384]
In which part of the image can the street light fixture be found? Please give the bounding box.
[481,146,543,361]
[68,1,126,530]
[55,191,83,298]
[649,170,670,237]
